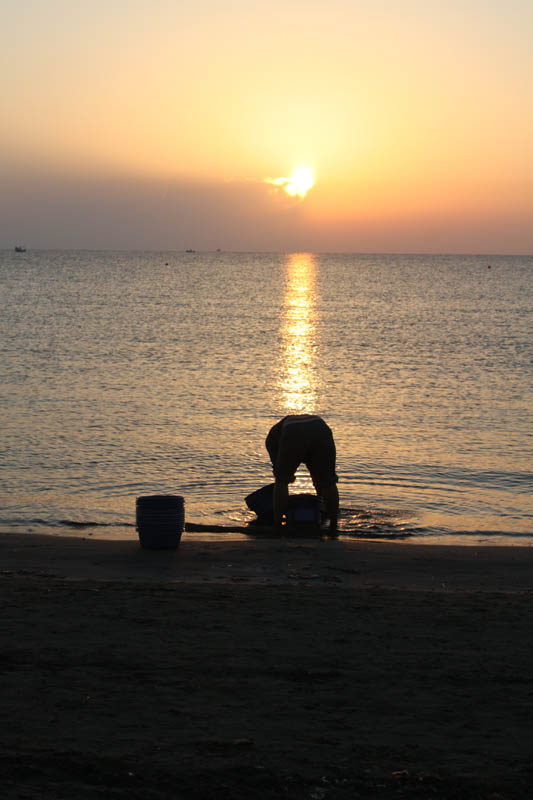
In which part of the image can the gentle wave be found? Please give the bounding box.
[0,518,136,529]
[343,465,533,492]
[1,514,532,546]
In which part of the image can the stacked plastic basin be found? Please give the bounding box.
[136,495,185,549]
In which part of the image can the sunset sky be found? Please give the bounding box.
[2,0,531,252]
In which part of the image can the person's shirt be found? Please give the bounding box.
[265,414,322,463]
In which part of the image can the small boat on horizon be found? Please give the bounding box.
[14,245,26,252]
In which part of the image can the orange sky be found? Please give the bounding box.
[2,0,532,252]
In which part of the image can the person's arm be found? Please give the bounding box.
[273,480,289,527]
[265,419,284,468]
[321,484,339,532]
[266,419,288,526]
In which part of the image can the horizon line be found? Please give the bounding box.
[3,247,533,258]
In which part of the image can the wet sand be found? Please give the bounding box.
[1,530,532,799]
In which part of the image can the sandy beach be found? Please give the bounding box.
[1,530,532,799]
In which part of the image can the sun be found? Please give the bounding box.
[284,166,315,198]
[266,165,315,199]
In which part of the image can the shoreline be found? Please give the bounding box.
[4,515,533,550]
[2,530,532,799]
[1,529,533,592]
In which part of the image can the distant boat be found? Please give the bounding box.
[185,248,196,253]
[14,246,26,252]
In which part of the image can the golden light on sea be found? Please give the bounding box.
[278,252,319,413]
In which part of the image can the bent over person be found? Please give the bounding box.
[265,414,339,531]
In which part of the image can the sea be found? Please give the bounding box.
[1,250,532,546]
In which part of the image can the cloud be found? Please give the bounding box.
[0,168,309,251]
[1,165,531,253]
[264,167,315,199]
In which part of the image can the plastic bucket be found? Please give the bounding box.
[245,485,325,526]
[245,484,275,519]
[136,495,184,549]
[286,494,324,526]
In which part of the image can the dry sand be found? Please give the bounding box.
[1,530,532,799]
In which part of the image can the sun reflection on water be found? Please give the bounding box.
[278,253,319,415]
